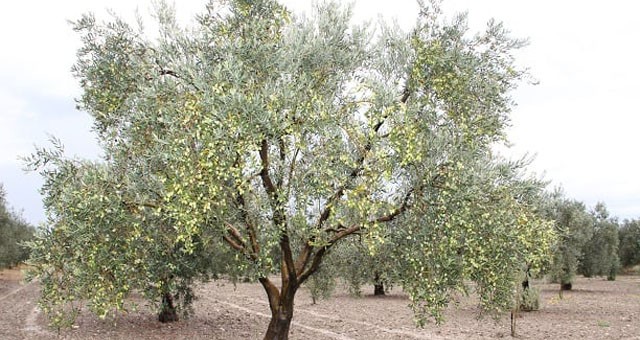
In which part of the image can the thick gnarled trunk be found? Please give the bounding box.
[261,277,298,340]
[264,305,294,340]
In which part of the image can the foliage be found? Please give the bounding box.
[519,286,540,311]
[618,219,640,268]
[24,140,232,326]
[304,263,336,304]
[320,227,401,297]
[25,1,555,338]
[321,156,554,308]
[393,155,554,325]
[544,192,593,286]
[579,203,619,280]
[0,184,35,269]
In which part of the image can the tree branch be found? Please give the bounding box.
[259,139,297,287]
[296,88,412,279]
[372,187,415,223]
[148,53,201,91]
[276,137,286,189]
[294,238,314,276]
[223,228,260,262]
[225,222,245,246]
[159,69,179,78]
[286,147,300,194]
[314,87,411,231]
[259,139,277,197]
[298,185,416,283]
[237,194,260,257]
[297,223,362,284]
[259,277,281,315]
[222,235,244,252]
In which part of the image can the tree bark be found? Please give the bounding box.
[158,292,179,323]
[264,305,294,340]
[261,277,297,340]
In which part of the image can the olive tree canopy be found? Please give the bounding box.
[25,1,554,338]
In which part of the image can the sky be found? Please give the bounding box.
[0,0,638,226]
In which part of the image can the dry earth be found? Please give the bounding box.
[1,267,639,339]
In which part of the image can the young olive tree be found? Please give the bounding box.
[27,1,554,339]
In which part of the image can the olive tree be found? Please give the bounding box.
[619,218,640,269]
[26,1,554,339]
[0,184,35,269]
[317,224,401,297]
[544,193,593,291]
[579,203,619,280]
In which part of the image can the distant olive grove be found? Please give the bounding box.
[543,192,639,293]
[619,218,640,270]
[0,183,35,269]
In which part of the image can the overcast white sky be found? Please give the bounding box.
[1,0,638,225]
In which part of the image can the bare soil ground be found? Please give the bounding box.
[1,267,638,339]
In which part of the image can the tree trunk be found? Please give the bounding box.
[521,277,529,290]
[607,266,616,281]
[158,292,179,323]
[261,277,298,340]
[374,282,385,296]
[519,277,529,311]
[373,272,385,296]
[264,306,294,340]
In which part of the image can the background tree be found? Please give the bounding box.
[618,219,640,269]
[579,203,620,280]
[26,1,554,339]
[0,183,35,269]
[321,226,401,297]
[303,261,336,304]
[544,193,593,291]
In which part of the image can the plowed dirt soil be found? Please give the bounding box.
[1,267,638,339]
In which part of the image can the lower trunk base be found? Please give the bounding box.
[374,283,385,296]
[561,282,572,291]
[264,314,293,340]
[158,293,179,323]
